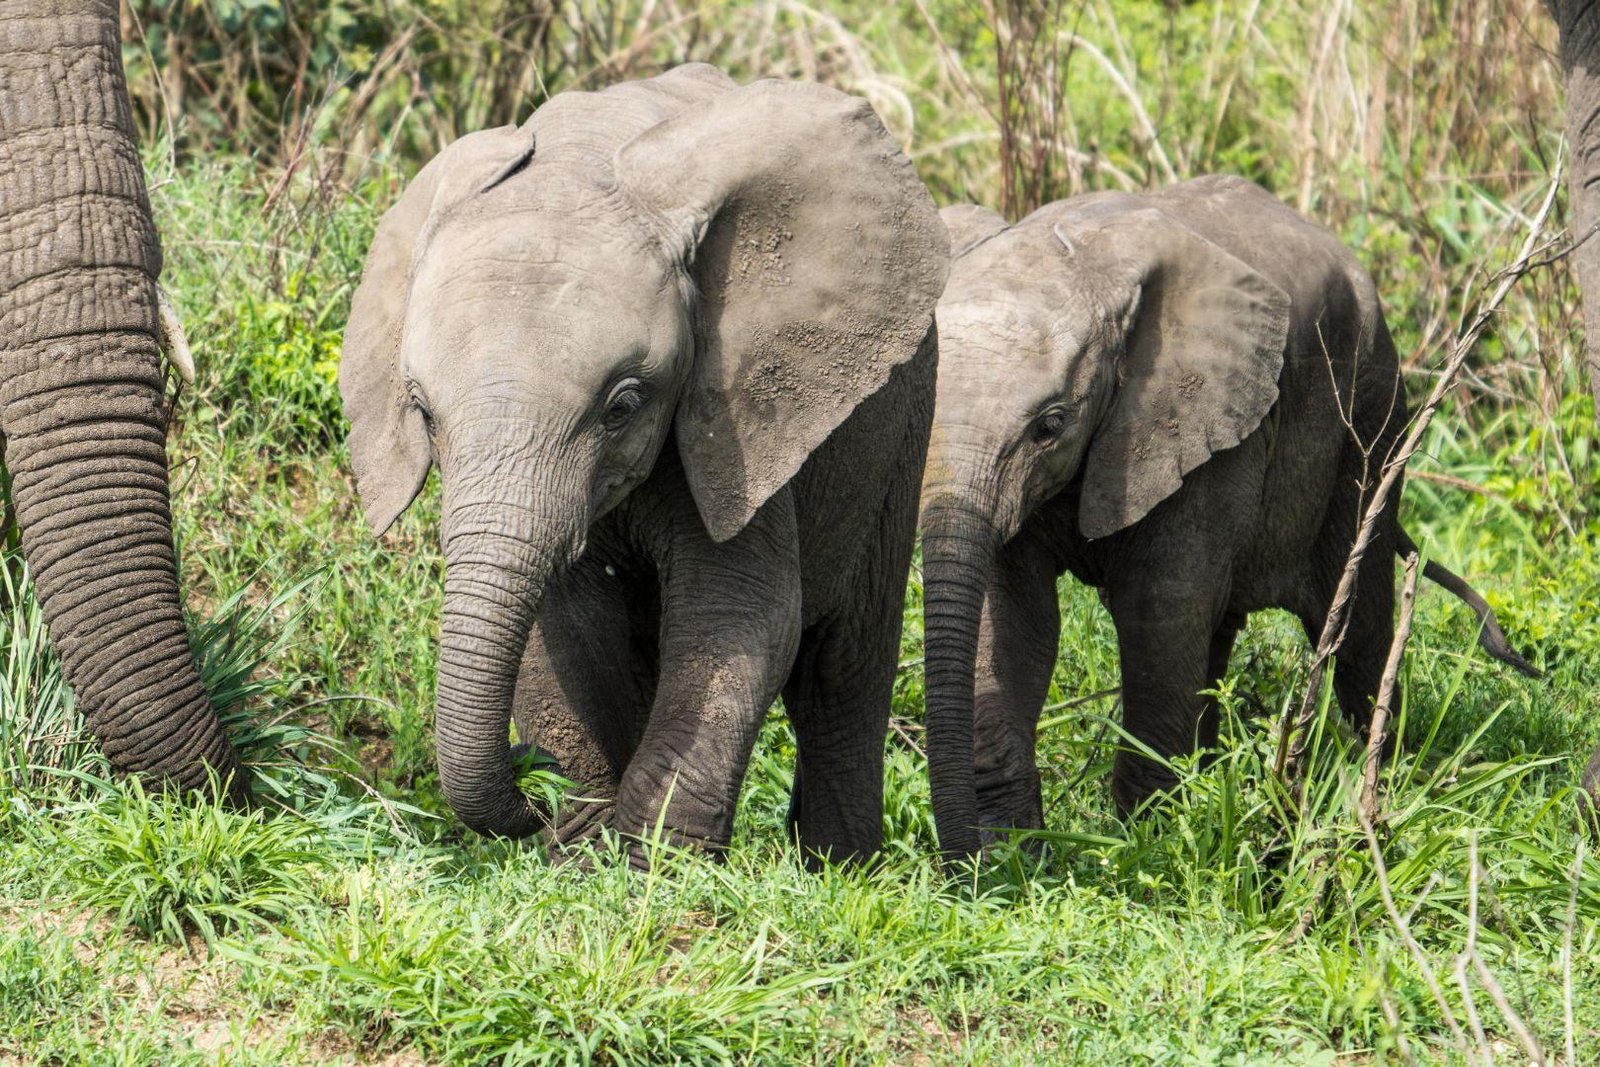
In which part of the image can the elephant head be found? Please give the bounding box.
[0,0,241,795]
[920,197,1289,859]
[340,65,946,838]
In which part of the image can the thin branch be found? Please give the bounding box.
[1362,551,1418,824]
[1563,839,1584,1067]
[1059,32,1175,183]
[1460,837,1547,1064]
[1454,834,1492,1063]
[1361,810,1471,1054]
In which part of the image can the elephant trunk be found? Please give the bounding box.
[434,460,585,838]
[0,0,241,796]
[920,487,1001,864]
[1554,0,1600,416]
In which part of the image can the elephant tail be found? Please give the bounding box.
[1396,529,1541,678]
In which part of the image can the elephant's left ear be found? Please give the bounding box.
[1073,210,1291,540]
[615,81,949,542]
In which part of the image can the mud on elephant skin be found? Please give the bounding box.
[0,0,242,797]
[920,176,1539,861]
[340,64,948,864]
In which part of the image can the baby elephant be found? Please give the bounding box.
[920,176,1537,859]
[341,65,947,865]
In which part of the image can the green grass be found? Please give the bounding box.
[3,1,1600,1062]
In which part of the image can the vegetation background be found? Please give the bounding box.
[2,0,1598,1061]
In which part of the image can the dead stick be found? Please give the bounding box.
[1360,810,1471,1054]
[1563,839,1584,1067]
[1362,551,1419,824]
[1454,834,1492,1063]
[1462,838,1547,1065]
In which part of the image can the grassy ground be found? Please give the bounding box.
[3,1,1600,1062]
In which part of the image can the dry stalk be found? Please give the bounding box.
[1274,159,1564,787]
[1456,836,1548,1065]
[1058,32,1175,184]
[1563,838,1584,1067]
[1361,551,1418,824]
[1454,834,1493,1062]
[1361,810,1472,1055]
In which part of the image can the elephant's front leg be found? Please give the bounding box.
[512,533,659,846]
[972,532,1062,844]
[598,483,802,864]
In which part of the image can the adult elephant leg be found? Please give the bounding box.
[1198,615,1246,754]
[970,532,1061,844]
[0,0,239,795]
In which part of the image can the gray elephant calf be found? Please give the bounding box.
[920,176,1538,859]
[340,64,947,864]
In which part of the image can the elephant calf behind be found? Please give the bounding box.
[920,176,1539,860]
[339,64,948,865]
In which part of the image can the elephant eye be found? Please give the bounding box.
[1032,408,1068,444]
[603,379,647,431]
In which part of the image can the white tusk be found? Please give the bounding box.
[155,285,196,385]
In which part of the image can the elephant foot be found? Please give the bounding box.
[1581,743,1600,835]
[547,796,726,871]
[1111,752,1181,819]
[975,773,1046,851]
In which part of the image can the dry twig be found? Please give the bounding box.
[1563,838,1584,1067]
[1361,809,1471,1056]
[1361,551,1418,824]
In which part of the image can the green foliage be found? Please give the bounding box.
[22,777,328,945]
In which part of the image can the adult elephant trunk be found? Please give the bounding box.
[433,455,585,838]
[1548,0,1600,810]
[0,0,240,796]
[921,482,1002,863]
[1553,0,1600,414]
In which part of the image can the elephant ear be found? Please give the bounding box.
[1071,210,1291,540]
[615,81,948,542]
[340,126,534,536]
[941,203,1009,258]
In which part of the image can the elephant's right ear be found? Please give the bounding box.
[941,204,1009,258]
[340,128,532,536]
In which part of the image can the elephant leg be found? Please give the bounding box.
[1298,525,1398,740]
[1198,614,1246,754]
[1106,561,1234,818]
[601,472,802,863]
[780,614,898,866]
[969,533,1061,844]
[513,533,658,845]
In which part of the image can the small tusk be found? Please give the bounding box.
[155,285,196,385]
